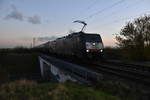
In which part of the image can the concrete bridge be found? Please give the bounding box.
[39,55,102,84]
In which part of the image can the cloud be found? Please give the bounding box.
[4,5,23,21]
[27,15,41,24]
[37,36,57,42]
[4,5,42,24]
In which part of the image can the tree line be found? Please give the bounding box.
[116,15,150,60]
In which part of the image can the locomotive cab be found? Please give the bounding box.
[82,33,104,59]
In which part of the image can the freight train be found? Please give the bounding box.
[37,31,104,59]
[36,21,104,59]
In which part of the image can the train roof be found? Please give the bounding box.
[35,31,102,47]
[56,31,100,40]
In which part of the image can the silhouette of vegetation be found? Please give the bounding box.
[0,53,39,74]
[104,47,123,60]
[0,65,9,84]
[116,15,150,60]
[0,47,39,54]
[0,48,148,100]
[0,80,120,100]
[95,80,149,100]
[0,48,40,84]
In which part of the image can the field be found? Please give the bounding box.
[0,48,149,100]
[0,80,120,100]
[0,53,40,74]
[0,49,121,100]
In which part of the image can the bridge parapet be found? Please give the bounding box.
[39,55,102,84]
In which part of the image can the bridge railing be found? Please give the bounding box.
[39,54,102,84]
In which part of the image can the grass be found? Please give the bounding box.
[104,47,150,61]
[0,80,120,100]
[0,50,40,84]
[0,48,148,100]
[0,53,40,74]
[95,80,150,100]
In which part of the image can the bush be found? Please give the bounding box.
[0,65,9,84]
[104,47,123,60]
[0,80,120,100]
[95,80,148,100]
[0,53,40,74]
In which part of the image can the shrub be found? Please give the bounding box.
[0,80,120,100]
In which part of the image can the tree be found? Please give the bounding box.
[116,15,150,60]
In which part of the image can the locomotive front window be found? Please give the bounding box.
[84,34,102,42]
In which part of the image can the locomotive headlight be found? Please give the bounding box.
[100,49,103,52]
[86,49,89,52]
[92,43,96,46]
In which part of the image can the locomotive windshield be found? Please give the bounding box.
[84,34,102,42]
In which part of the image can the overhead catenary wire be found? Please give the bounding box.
[85,0,100,11]
[71,0,101,21]
[84,0,149,30]
[71,0,148,33]
[71,0,125,31]
[99,11,150,27]
[87,0,144,26]
[83,0,125,20]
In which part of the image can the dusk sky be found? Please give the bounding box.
[0,0,150,48]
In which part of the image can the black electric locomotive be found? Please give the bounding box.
[36,21,104,59]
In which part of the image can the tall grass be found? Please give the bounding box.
[104,47,150,61]
[0,53,40,74]
[0,80,120,100]
[95,80,149,100]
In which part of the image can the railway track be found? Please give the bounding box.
[40,54,150,86]
[57,57,150,86]
[103,60,150,72]
[92,61,150,86]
